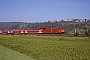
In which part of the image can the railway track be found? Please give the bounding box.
[0,33,89,37]
[23,33,89,37]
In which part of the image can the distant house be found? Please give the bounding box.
[49,19,88,23]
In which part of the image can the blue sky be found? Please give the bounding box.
[0,0,90,22]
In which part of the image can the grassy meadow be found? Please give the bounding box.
[0,45,35,60]
[0,35,90,60]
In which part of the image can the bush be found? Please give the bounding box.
[88,29,90,36]
[64,31,69,34]
[74,32,79,36]
[84,30,89,36]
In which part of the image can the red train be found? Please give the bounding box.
[0,28,64,34]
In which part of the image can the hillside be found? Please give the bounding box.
[0,21,90,34]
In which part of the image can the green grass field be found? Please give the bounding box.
[0,45,35,60]
[0,35,90,60]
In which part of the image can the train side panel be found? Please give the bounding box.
[41,28,64,34]
[11,30,23,34]
[26,30,39,33]
[0,28,64,34]
[0,30,2,34]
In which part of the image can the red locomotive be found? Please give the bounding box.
[0,28,64,34]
